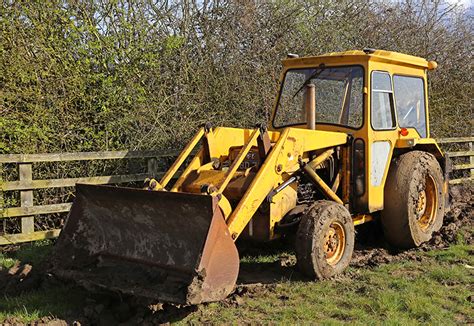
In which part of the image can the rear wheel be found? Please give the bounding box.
[381,151,445,248]
[296,200,355,279]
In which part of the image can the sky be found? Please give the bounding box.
[446,0,473,8]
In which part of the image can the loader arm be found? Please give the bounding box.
[157,126,349,239]
[226,127,348,238]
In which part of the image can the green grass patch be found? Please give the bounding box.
[240,253,283,264]
[425,243,474,264]
[0,285,88,324]
[179,244,474,324]
[0,240,87,323]
[0,240,53,270]
[0,253,17,270]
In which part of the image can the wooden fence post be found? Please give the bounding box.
[19,163,34,234]
[147,157,158,177]
[470,141,474,178]
[0,163,4,233]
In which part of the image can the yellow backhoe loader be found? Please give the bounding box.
[50,49,450,305]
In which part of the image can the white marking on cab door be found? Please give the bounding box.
[371,141,391,186]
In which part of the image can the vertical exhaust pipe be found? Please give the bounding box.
[305,84,316,130]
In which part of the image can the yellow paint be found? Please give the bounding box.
[303,164,343,205]
[217,128,260,194]
[158,49,444,240]
[352,214,374,226]
[217,194,233,219]
[308,148,334,169]
[226,128,347,237]
[269,184,297,239]
[160,127,205,188]
[165,125,346,240]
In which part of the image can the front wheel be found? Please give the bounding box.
[296,200,355,279]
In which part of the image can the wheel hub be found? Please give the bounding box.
[416,190,427,217]
[416,175,438,231]
[323,222,345,265]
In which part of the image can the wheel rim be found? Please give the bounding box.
[416,174,438,231]
[323,222,345,265]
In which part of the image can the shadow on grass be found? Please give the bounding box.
[236,238,309,284]
[0,283,90,324]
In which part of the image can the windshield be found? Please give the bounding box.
[273,66,364,129]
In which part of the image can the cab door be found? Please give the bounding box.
[366,70,399,212]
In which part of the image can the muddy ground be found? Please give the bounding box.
[0,184,472,325]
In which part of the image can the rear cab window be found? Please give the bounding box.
[393,75,427,138]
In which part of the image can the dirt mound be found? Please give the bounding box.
[428,184,473,247]
[351,183,473,268]
[0,261,42,295]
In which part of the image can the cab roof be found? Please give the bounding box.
[283,49,437,70]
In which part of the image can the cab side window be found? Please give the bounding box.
[393,75,427,138]
[371,71,396,130]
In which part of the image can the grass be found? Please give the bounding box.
[0,238,473,324]
[0,239,53,269]
[179,243,473,325]
[0,254,16,269]
[0,286,88,324]
[0,240,89,323]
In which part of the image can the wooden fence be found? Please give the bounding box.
[0,150,174,245]
[0,137,472,245]
[437,136,474,184]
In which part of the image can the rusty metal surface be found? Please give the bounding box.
[50,184,239,304]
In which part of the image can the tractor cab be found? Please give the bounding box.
[271,49,444,212]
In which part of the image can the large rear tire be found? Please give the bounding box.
[381,151,445,248]
[296,200,355,279]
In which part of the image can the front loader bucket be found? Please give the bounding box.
[50,184,239,305]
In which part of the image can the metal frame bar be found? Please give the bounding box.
[217,129,260,194]
[159,127,205,188]
[303,164,343,204]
